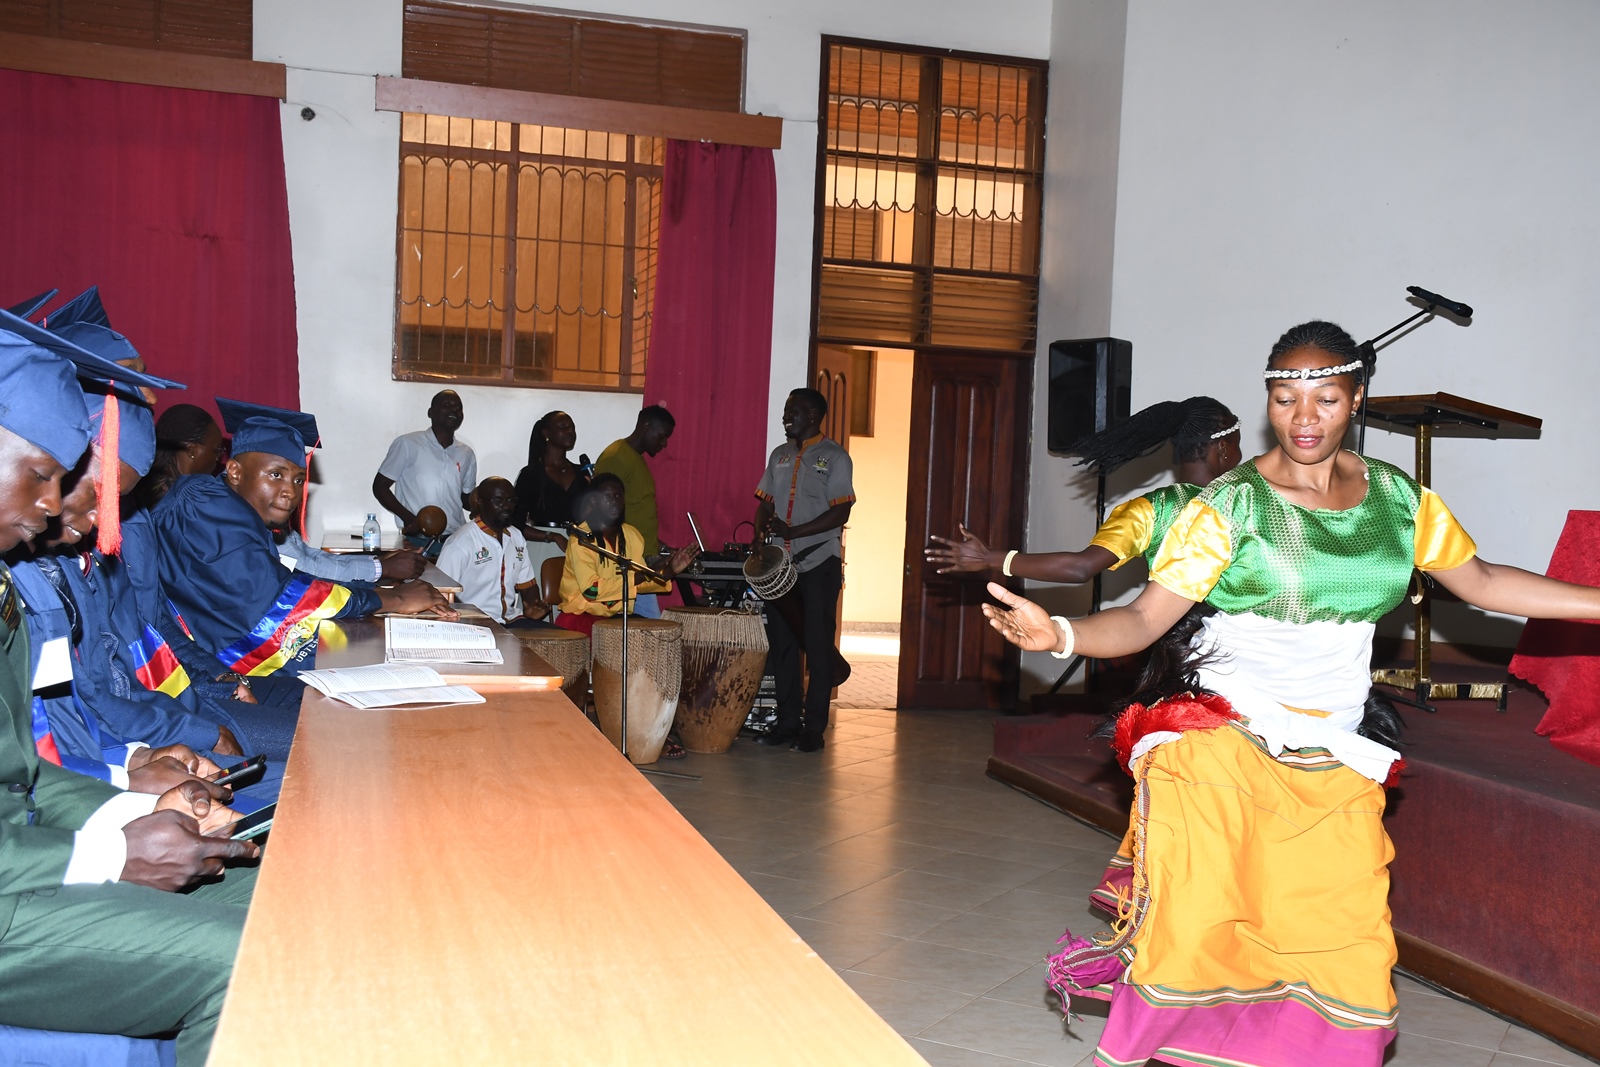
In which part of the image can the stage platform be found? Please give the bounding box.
[989,668,1600,1061]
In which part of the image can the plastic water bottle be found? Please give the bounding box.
[362,513,382,552]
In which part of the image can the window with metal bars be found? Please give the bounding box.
[394,113,662,391]
[814,40,1045,354]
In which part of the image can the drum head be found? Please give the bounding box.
[742,544,787,579]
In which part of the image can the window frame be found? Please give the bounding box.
[391,115,663,394]
[808,36,1048,359]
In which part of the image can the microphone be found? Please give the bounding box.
[565,521,597,546]
[1406,286,1473,319]
[577,453,595,479]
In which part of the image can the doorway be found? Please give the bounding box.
[817,346,915,708]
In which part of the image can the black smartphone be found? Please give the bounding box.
[209,802,276,841]
[211,755,267,789]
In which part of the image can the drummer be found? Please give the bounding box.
[753,388,855,753]
[555,474,698,637]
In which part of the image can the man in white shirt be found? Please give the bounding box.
[372,390,477,550]
[436,477,550,627]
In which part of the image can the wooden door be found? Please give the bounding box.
[899,353,1030,709]
[814,346,853,446]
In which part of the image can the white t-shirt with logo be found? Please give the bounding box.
[377,429,478,535]
[435,521,539,624]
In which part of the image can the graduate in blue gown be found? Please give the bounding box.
[152,399,454,679]
[7,297,290,792]
[0,301,257,1064]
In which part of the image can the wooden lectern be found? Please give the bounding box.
[1364,393,1541,710]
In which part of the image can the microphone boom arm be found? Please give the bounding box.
[1354,286,1472,454]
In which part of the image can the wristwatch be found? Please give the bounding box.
[215,670,253,690]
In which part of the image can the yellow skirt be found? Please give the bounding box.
[1060,722,1399,1067]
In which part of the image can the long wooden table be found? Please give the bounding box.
[209,649,922,1063]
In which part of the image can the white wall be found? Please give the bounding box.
[1101,0,1600,647]
[1020,0,1129,690]
[256,0,1053,537]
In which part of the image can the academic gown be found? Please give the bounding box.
[10,554,285,798]
[116,511,303,711]
[8,559,143,784]
[151,475,380,678]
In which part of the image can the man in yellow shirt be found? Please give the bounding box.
[555,475,697,637]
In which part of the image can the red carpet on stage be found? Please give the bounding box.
[1508,510,1600,768]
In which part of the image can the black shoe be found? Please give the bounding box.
[758,725,801,747]
[792,732,825,753]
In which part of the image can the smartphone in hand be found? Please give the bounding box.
[211,755,267,789]
[207,802,277,841]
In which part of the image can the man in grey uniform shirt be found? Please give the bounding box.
[753,388,855,752]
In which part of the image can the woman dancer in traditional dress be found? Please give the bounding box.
[983,320,1600,1067]
[926,397,1241,583]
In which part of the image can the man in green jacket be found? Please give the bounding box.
[0,312,258,1064]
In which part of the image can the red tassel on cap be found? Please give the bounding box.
[95,394,123,556]
[298,448,314,540]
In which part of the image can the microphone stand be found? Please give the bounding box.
[567,525,699,783]
[1355,299,1451,454]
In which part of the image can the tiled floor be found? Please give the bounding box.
[648,658,1593,1067]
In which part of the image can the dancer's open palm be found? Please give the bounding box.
[981,582,1064,652]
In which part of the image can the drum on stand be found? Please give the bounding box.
[591,617,682,765]
[513,627,589,706]
[662,607,769,754]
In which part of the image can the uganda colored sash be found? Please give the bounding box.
[129,623,192,698]
[217,574,351,676]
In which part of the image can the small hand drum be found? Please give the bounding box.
[742,543,797,601]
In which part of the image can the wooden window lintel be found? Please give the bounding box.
[376,76,782,150]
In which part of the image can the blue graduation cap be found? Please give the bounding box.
[44,286,177,383]
[0,305,172,470]
[216,397,320,465]
[83,381,158,477]
[0,332,92,469]
[6,289,58,321]
[0,304,181,392]
[44,286,110,329]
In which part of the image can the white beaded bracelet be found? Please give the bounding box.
[1048,616,1076,659]
[1001,549,1019,577]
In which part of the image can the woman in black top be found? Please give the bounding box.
[513,410,588,545]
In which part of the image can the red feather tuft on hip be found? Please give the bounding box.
[1111,692,1240,772]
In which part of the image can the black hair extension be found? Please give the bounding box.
[1070,396,1236,473]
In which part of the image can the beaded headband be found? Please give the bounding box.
[1208,420,1240,439]
[1263,359,1364,381]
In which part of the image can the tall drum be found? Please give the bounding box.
[662,607,769,754]
[513,627,589,706]
[591,617,682,765]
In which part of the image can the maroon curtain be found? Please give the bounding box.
[642,140,777,552]
[0,69,299,415]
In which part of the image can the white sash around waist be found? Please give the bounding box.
[1128,611,1401,784]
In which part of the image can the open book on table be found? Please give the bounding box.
[384,617,504,665]
[298,663,485,710]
